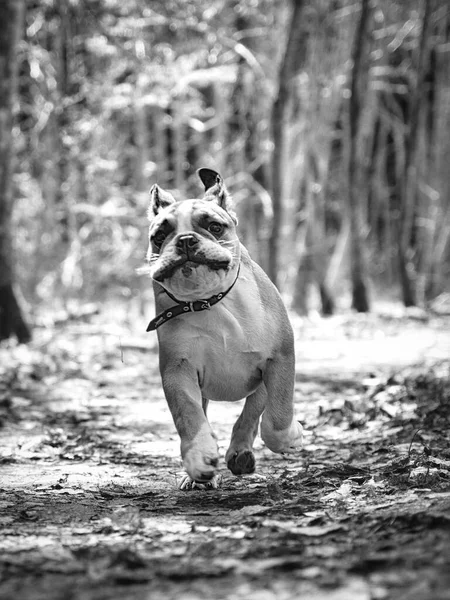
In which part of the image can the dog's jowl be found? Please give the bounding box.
[145,168,303,489]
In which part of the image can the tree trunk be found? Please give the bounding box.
[133,75,149,193]
[292,249,313,315]
[398,0,432,307]
[152,106,169,187]
[55,0,71,245]
[268,0,307,288]
[0,0,31,342]
[172,97,187,195]
[292,152,335,316]
[307,153,335,315]
[347,0,371,312]
[292,177,312,314]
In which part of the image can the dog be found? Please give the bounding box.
[145,168,303,488]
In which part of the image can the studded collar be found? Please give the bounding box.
[146,266,240,332]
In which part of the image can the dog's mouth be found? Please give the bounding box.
[153,256,230,282]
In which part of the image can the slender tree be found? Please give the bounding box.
[347,0,371,312]
[268,0,307,287]
[398,0,432,306]
[0,0,30,342]
[54,0,71,245]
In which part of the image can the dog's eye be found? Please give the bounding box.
[153,230,166,247]
[208,222,224,236]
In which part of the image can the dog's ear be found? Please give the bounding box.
[197,168,238,224]
[198,168,221,192]
[148,184,176,219]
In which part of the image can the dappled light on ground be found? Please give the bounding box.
[0,309,449,600]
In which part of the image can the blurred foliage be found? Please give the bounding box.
[9,0,450,317]
[14,0,281,311]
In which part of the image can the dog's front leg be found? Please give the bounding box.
[260,353,303,454]
[161,364,219,487]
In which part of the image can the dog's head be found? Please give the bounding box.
[145,168,240,301]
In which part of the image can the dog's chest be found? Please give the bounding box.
[200,341,264,402]
[184,308,267,401]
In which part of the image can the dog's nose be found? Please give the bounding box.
[176,234,199,254]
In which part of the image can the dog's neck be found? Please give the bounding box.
[146,265,241,332]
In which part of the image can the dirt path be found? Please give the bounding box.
[1,310,449,600]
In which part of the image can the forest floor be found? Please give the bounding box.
[0,301,450,600]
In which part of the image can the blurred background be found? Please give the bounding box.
[1,0,449,342]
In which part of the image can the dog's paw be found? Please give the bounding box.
[182,433,220,483]
[226,449,256,476]
[261,418,303,454]
[179,473,222,491]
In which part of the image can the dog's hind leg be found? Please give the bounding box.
[260,353,303,454]
[225,384,265,475]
